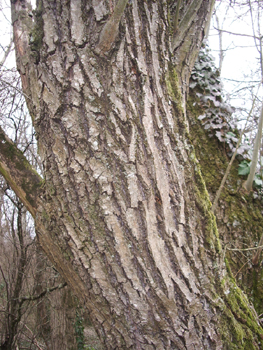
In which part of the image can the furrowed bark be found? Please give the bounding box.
[7,0,263,348]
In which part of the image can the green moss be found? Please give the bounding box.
[213,262,262,348]
[184,169,261,347]
[166,64,184,113]
[189,146,222,252]
[30,1,44,61]
[166,65,183,106]
[252,267,263,315]
[220,281,263,348]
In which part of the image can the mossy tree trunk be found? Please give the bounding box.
[1,0,262,348]
[187,89,263,321]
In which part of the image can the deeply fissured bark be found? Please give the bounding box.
[5,0,263,348]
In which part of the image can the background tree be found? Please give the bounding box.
[0,0,263,348]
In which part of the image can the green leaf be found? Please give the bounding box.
[238,161,250,176]
[226,132,236,138]
[254,177,263,187]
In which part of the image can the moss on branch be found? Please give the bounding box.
[0,126,43,217]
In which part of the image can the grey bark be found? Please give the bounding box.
[4,0,263,349]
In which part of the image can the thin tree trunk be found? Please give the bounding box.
[245,104,263,191]
[35,244,52,350]
[49,282,77,350]
[36,244,77,350]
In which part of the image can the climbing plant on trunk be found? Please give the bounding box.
[1,0,263,348]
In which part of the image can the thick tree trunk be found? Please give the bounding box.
[4,0,263,348]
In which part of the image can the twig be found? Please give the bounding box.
[213,27,261,40]
[1,78,32,101]
[234,260,248,278]
[227,245,263,252]
[0,39,13,68]
[18,281,67,304]
[23,324,45,350]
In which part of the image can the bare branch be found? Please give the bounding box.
[215,15,224,74]
[18,282,67,304]
[23,324,45,350]
[213,27,260,39]
[227,245,263,252]
[0,38,13,68]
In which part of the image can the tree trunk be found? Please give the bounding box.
[36,244,77,350]
[49,278,77,350]
[3,0,263,348]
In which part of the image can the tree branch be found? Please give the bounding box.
[11,0,33,73]
[0,38,13,68]
[95,0,128,55]
[172,0,203,51]
[18,282,67,304]
[10,0,36,117]
[173,0,182,34]
[213,27,261,40]
[0,126,43,218]
[227,245,263,252]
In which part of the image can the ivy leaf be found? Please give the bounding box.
[226,131,236,138]
[189,82,197,89]
[238,161,250,176]
[254,177,263,187]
